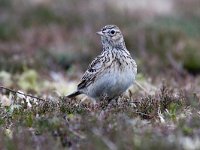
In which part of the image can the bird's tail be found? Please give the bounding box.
[66,91,82,98]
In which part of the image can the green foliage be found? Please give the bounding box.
[183,41,200,74]
[151,17,200,38]
[21,6,63,27]
[0,71,12,87]
[0,0,11,8]
[0,23,18,41]
[182,125,193,136]
[17,70,39,91]
[4,138,15,150]
[24,112,34,127]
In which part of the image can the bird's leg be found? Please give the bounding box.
[113,97,119,105]
[97,93,111,120]
[99,94,110,110]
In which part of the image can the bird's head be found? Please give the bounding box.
[97,25,124,48]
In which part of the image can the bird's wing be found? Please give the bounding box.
[77,52,111,90]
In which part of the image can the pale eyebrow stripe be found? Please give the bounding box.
[105,25,116,29]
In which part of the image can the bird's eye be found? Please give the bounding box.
[110,30,115,35]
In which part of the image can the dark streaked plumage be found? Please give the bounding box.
[67,25,137,100]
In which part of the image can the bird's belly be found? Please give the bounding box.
[87,69,135,99]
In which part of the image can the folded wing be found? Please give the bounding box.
[77,51,111,90]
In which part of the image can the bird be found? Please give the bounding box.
[67,25,137,101]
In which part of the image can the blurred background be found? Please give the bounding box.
[0,0,200,95]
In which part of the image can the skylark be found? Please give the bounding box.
[67,25,137,101]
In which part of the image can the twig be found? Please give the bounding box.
[92,128,117,150]
[134,110,152,118]
[134,81,149,94]
[0,86,45,101]
[167,52,186,76]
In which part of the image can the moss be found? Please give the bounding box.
[183,41,200,74]
[17,70,39,92]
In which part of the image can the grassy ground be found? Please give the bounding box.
[0,0,200,149]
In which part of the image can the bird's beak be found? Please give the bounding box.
[96,31,103,36]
